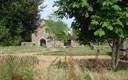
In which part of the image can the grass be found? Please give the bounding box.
[39,47,112,56]
[0,46,48,54]
[0,56,126,80]
[0,46,111,56]
[0,46,127,80]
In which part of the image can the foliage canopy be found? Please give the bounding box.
[0,0,45,46]
[54,0,128,44]
[54,0,128,70]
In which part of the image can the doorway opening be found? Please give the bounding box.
[40,38,46,47]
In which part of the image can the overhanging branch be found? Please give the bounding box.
[107,39,113,49]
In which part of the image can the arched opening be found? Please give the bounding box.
[64,40,71,46]
[40,38,46,47]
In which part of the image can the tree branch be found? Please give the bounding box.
[107,39,112,49]
[119,38,123,49]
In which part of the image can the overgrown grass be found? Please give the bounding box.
[0,46,48,54]
[0,47,127,80]
[36,63,128,80]
[0,55,34,80]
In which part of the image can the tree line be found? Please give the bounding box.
[0,0,45,46]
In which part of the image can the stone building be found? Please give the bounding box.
[21,20,79,48]
[120,38,128,56]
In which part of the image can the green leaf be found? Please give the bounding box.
[85,12,89,18]
[91,15,100,19]
[81,0,89,7]
[126,22,128,25]
[102,22,110,27]
[107,25,113,30]
[94,28,105,37]
[117,20,123,27]
[76,4,80,8]
[112,5,121,11]
[91,20,99,25]
[120,33,124,38]
[73,3,77,8]
[126,13,128,17]
[115,28,119,33]
[72,2,80,8]
[88,6,93,12]
[113,19,124,27]
[103,1,113,6]
[89,24,96,30]
[114,27,123,33]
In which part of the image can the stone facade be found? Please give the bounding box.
[21,20,79,48]
[21,42,33,46]
[120,38,128,56]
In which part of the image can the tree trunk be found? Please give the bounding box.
[111,38,122,70]
[112,44,119,70]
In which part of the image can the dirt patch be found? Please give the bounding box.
[13,75,22,80]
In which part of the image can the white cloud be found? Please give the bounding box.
[40,0,58,19]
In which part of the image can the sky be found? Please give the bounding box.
[40,0,74,27]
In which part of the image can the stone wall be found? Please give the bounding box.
[21,42,33,46]
[71,41,80,47]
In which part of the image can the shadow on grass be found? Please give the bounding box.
[107,52,112,56]
[117,61,128,70]
[74,59,128,71]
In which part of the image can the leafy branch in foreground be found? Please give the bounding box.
[54,0,128,70]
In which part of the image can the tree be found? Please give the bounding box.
[0,0,45,46]
[45,15,68,48]
[0,25,10,46]
[54,0,128,70]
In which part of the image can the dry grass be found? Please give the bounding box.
[0,46,49,54]
[0,47,127,80]
[31,48,128,80]
[0,54,127,80]
[0,55,35,80]
[33,62,128,80]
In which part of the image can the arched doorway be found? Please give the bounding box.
[64,40,71,46]
[40,38,46,47]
